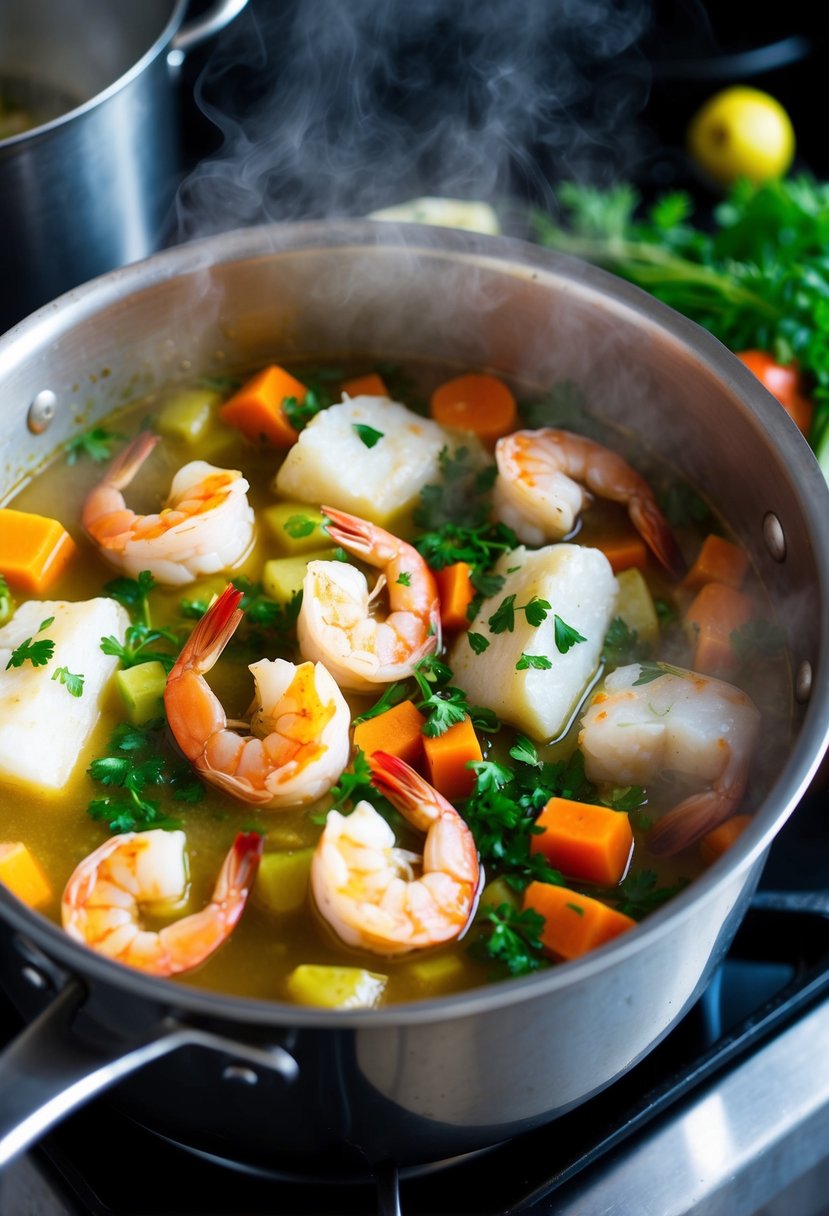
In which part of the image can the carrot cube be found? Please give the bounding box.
[429,373,517,448]
[341,372,390,399]
[699,813,752,865]
[0,841,51,909]
[530,796,634,886]
[593,529,648,574]
[422,715,482,802]
[0,508,76,594]
[685,581,754,674]
[218,365,306,446]
[353,700,426,768]
[434,561,476,632]
[683,534,749,592]
[524,881,636,961]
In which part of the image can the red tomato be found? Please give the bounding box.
[735,350,813,437]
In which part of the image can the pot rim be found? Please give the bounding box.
[0,0,190,149]
[1,219,827,1028]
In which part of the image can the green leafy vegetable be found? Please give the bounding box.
[467,631,490,654]
[85,718,196,833]
[283,514,318,539]
[51,666,84,697]
[5,616,55,670]
[469,904,547,976]
[352,423,384,448]
[602,616,649,668]
[282,385,331,432]
[351,682,410,726]
[614,869,689,921]
[66,426,125,465]
[103,570,156,625]
[516,653,552,670]
[553,615,586,653]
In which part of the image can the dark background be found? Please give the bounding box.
[172,0,829,243]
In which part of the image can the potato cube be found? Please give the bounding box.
[254,849,314,915]
[272,396,453,526]
[263,549,340,603]
[156,387,224,445]
[615,568,659,646]
[285,964,388,1009]
[0,598,129,790]
[261,504,329,555]
[116,661,167,725]
[450,544,617,741]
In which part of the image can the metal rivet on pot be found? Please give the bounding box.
[762,512,786,562]
[223,1064,259,1086]
[21,965,49,990]
[27,390,57,434]
[795,660,812,704]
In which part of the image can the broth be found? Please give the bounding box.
[0,360,791,1005]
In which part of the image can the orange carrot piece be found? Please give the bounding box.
[353,700,427,768]
[530,796,634,886]
[218,365,305,446]
[435,561,476,632]
[422,715,482,802]
[593,530,648,574]
[736,350,814,438]
[699,814,752,865]
[0,508,76,594]
[524,881,636,961]
[683,534,749,592]
[429,373,517,448]
[685,581,754,674]
[341,372,390,398]
[0,842,51,909]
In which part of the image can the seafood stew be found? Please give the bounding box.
[0,359,790,1008]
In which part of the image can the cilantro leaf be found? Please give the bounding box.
[353,423,384,448]
[488,594,516,634]
[524,597,551,627]
[5,634,55,670]
[516,653,552,670]
[467,631,490,654]
[51,666,85,697]
[553,615,586,653]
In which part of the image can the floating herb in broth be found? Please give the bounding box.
[0,358,791,1006]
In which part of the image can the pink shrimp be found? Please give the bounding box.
[296,506,441,692]
[81,431,255,585]
[164,586,350,808]
[61,829,262,977]
[494,428,685,577]
[311,751,482,956]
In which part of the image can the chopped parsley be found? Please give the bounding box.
[487,594,551,634]
[353,423,384,448]
[103,570,156,626]
[467,631,490,654]
[516,653,552,670]
[282,385,331,432]
[86,719,202,834]
[6,617,55,670]
[602,616,649,668]
[396,571,412,587]
[412,654,499,737]
[469,904,547,976]
[51,666,85,697]
[65,426,125,465]
[351,681,410,725]
[283,514,318,539]
[613,869,689,921]
[553,615,586,654]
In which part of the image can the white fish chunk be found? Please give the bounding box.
[273,396,457,526]
[449,544,618,741]
[0,598,129,791]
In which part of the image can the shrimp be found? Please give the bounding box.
[296,506,441,692]
[578,662,760,856]
[165,585,351,807]
[81,431,255,585]
[61,829,262,976]
[494,428,685,577]
[311,751,482,956]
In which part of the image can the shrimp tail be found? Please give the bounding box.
[321,505,376,560]
[103,430,161,490]
[647,789,737,857]
[215,830,265,905]
[174,584,244,676]
[629,494,686,580]
[368,750,451,830]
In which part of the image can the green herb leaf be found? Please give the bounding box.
[553,616,586,654]
[66,426,125,465]
[396,571,412,586]
[5,634,55,670]
[488,594,517,634]
[351,682,409,726]
[469,904,547,976]
[51,666,84,697]
[602,616,649,668]
[283,514,318,539]
[516,653,553,670]
[352,423,384,448]
[467,631,490,654]
[509,735,540,767]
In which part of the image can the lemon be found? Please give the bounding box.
[687,86,795,187]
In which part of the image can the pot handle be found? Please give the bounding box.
[172,0,250,55]
[0,977,298,1169]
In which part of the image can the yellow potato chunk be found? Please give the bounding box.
[285,964,388,1009]
[615,567,659,646]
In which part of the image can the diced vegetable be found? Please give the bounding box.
[736,350,814,437]
[699,814,752,865]
[475,875,521,917]
[262,549,340,603]
[450,544,617,741]
[0,598,129,790]
[341,372,389,398]
[0,509,76,594]
[523,881,636,960]
[285,964,387,1009]
[352,700,427,767]
[0,841,51,908]
[254,848,314,915]
[156,387,223,444]
[683,533,749,592]
[429,372,517,448]
[115,661,167,725]
[404,951,465,989]
[219,365,306,446]
[614,567,658,646]
[422,714,482,802]
[260,503,329,555]
[685,581,754,674]
[434,561,475,632]
[591,529,647,574]
[273,397,453,527]
[530,796,634,886]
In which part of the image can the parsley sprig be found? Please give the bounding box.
[66,426,126,465]
[86,719,203,834]
[6,616,55,670]
[469,904,547,976]
[412,655,499,738]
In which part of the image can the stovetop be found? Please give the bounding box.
[0,780,827,1216]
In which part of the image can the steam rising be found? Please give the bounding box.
[174,0,655,241]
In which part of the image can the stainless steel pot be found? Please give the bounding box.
[0,0,248,334]
[0,221,826,1176]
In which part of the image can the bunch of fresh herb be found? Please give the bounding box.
[87,719,204,834]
